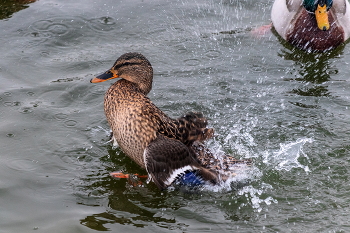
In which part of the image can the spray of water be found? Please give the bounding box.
[263,137,313,173]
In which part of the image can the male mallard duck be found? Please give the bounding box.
[271,0,350,51]
[91,52,251,190]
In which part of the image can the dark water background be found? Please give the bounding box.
[1,0,350,232]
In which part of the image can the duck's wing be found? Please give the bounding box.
[176,112,214,143]
[192,142,252,180]
[157,111,214,146]
[144,134,217,189]
[193,143,252,168]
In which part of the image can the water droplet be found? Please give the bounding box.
[20,107,33,114]
[13,101,21,106]
[88,17,116,32]
[31,32,40,37]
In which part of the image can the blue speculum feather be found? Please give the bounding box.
[175,171,204,187]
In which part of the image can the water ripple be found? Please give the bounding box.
[55,113,68,120]
[88,16,117,32]
[184,59,200,66]
[64,119,77,127]
[205,50,221,58]
[4,92,12,97]
[6,158,39,172]
[3,101,21,107]
[24,17,84,47]
[31,19,70,36]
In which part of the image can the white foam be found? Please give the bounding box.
[201,164,260,193]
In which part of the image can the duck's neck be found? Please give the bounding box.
[119,70,153,95]
[137,77,153,95]
[116,78,152,96]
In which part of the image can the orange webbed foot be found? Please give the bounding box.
[251,23,272,38]
[110,171,148,187]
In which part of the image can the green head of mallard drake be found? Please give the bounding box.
[90,52,153,95]
[303,0,333,31]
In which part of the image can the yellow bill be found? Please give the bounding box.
[315,4,330,31]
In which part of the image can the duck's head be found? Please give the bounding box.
[90,52,153,95]
[303,0,333,31]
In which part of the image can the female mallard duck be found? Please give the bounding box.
[271,0,350,51]
[91,52,250,190]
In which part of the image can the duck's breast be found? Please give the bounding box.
[104,88,158,168]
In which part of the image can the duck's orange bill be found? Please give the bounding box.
[90,70,118,83]
[315,4,330,31]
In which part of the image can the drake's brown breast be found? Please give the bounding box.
[286,9,344,51]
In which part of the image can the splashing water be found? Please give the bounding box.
[237,184,278,212]
[87,125,110,138]
[263,138,313,172]
[200,156,262,193]
[222,116,259,159]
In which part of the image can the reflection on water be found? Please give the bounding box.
[0,0,36,20]
[76,147,186,230]
[280,47,343,85]
[274,29,345,99]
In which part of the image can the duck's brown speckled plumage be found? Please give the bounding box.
[91,52,250,189]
